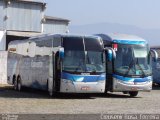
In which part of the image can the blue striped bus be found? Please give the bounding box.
[96,33,158,97]
[7,34,106,96]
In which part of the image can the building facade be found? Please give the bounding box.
[0,0,70,84]
[0,0,70,50]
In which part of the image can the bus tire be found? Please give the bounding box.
[123,91,128,94]
[47,80,53,97]
[17,76,22,91]
[129,91,138,97]
[13,77,17,90]
[49,90,53,97]
[104,90,108,94]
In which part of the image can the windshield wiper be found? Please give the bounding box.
[136,58,146,77]
[124,58,135,77]
[124,58,147,77]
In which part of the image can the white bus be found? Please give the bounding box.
[7,34,106,96]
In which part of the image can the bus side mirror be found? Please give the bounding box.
[59,47,64,59]
[150,49,158,62]
[104,47,116,61]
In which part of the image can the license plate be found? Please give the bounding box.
[81,86,90,90]
[131,87,138,91]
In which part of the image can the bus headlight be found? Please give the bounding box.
[115,78,134,85]
[63,79,73,85]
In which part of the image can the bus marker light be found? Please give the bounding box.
[112,44,118,51]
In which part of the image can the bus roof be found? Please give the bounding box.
[9,34,101,45]
[29,34,101,40]
[95,33,147,45]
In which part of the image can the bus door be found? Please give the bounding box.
[54,51,61,92]
[105,48,116,91]
[49,51,61,93]
[106,60,113,91]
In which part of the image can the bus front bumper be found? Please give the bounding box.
[60,79,106,93]
[113,78,152,92]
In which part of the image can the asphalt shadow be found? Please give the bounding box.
[0,86,94,99]
[0,85,141,99]
[152,84,160,90]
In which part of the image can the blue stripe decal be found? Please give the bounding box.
[113,40,147,45]
[113,74,152,82]
[62,72,105,82]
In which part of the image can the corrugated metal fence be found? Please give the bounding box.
[0,0,43,32]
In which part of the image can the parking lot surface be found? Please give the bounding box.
[0,85,160,115]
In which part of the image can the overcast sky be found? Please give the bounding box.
[44,0,160,29]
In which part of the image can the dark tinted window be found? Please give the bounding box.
[35,37,52,47]
[85,37,103,51]
[35,36,61,47]
[53,37,61,47]
[63,37,84,51]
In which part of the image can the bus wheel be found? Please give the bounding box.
[123,91,128,94]
[49,90,53,97]
[47,81,53,97]
[129,91,138,97]
[13,78,17,90]
[17,77,22,91]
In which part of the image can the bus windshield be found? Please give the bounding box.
[114,44,152,77]
[62,37,105,73]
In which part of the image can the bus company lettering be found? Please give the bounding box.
[31,62,43,68]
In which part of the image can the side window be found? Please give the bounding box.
[36,38,53,47]
[35,37,53,56]
[53,37,61,47]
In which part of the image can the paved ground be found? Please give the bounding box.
[0,85,160,120]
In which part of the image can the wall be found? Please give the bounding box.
[0,51,7,84]
[0,0,5,30]
[43,20,68,34]
[0,30,6,50]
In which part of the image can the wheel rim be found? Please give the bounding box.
[129,91,138,97]
[17,78,21,91]
[14,80,17,90]
[18,81,21,91]
[49,91,53,96]
[48,82,53,96]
